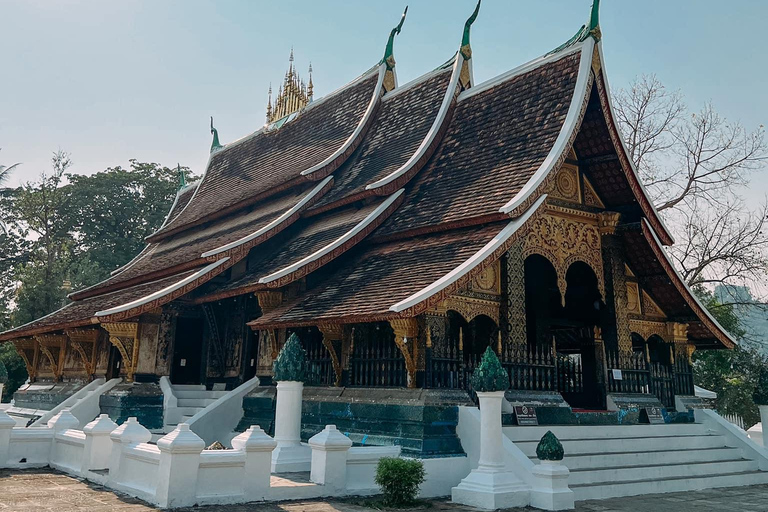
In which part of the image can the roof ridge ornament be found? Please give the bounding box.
[547,0,601,56]
[177,163,186,190]
[461,0,481,60]
[210,116,223,154]
[382,6,408,71]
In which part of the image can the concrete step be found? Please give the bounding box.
[572,470,768,501]
[177,398,218,407]
[173,390,228,400]
[170,384,206,391]
[514,434,725,457]
[504,424,711,443]
[568,459,759,485]
[547,446,745,470]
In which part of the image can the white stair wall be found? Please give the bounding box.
[504,418,768,502]
[30,378,121,428]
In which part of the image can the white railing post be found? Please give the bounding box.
[272,380,310,472]
[108,417,152,483]
[155,423,205,508]
[0,410,16,466]
[231,425,276,501]
[81,414,118,474]
[48,409,80,431]
[309,425,352,491]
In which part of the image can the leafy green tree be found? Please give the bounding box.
[0,343,26,402]
[693,289,765,427]
[66,160,192,283]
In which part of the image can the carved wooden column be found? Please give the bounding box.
[389,318,419,388]
[593,327,608,405]
[101,322,140,382]
[254,291,283,379]
[35,334,67,382]
[12,338,39,382]
[598,212,632,359]
[318,323,343,387]
[65,328,101,378]
[504,242,527,363]
[424,309,448,388]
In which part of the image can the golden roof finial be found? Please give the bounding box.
[266,48,313,124]
[308,62,314,101]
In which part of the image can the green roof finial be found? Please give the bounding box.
[177,163,186,190]
[461,0,481,60]
[382,6,408,70]
[210,116,222,153]
[586,0,601,41]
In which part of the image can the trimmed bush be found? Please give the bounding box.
[470,346,509,392]
[273,333,307,382]
[374,457,426,506]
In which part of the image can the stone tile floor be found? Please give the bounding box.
[2,469,768,511]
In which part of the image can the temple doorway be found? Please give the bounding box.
[523,256,606,410]
[171,317,205,385]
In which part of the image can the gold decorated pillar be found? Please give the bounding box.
[598,212,632,359]
[503,242,527,363]
[254,291,284,378]
[389,318,420,388]
[34,334,68,382]
[65,328,101,378]
[101,322,140,382]
[318,323,343,387]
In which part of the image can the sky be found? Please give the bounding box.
[1,0,767,204]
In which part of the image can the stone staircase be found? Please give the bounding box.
[163,384,227,433]
[505,423,768,501]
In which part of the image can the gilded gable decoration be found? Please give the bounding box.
[521,204,604,303]
[625,282,641,314]
[582,175,605,208]
[641,290,666,318]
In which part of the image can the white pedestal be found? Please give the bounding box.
[271,380,310,473]
[452,391,529,510]
[759,405,768,448]
[530,460,575,511]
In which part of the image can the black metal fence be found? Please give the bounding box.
[606,350,650,394]
[350,334,406,387]
[503,344,558,392]
[303,335,335,387]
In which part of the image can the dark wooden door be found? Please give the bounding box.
[171,317,205,385]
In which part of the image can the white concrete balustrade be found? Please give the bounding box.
[0,407,449,508]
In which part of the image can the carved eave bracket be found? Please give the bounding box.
[65,328,101,376]
[255,291,283,314]
[389,318,419,388]
[34,334,68,381]
[102,322,139,382]
[318,323,344,387]
[12,338,39,381]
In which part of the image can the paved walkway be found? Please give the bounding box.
[2,469,768,511]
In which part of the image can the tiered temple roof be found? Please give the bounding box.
[0,1,734,349]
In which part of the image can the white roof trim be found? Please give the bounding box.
[258,189,404,285]
[200,176,333,258]
[641,218,736,346]
[301,63,386,176]
[459,42,585,102]
[390,194,547,313]
[366,55,463,191]
[95,259,230,318]
[595,41,674,245]
[499,38,594,215]
[382,59,455,101]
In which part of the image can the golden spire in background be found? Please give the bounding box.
[266,48,313,124]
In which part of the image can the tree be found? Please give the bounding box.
[0,148,21,189]
[66,160,192,284]
[10,150,75,325]
[615,74,768,301]
[692,290,764,427]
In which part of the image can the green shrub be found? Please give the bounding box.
[374,457,426,506]
[0,361,7,384]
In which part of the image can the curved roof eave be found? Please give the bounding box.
[594,41,675,246]
[365,54,463,193]
[498,38,595,215]
[390,194,547,316]
[640,219,736,349]
[94,258,230,321]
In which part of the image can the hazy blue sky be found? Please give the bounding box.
[2,0,766,203]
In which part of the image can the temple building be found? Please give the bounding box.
[0,0,738,476]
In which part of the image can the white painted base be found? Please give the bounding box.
[271,442,311,473]
[530,461,574,511]
[451,468,529,510]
